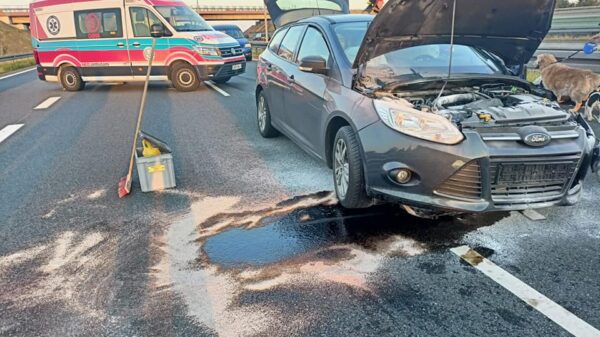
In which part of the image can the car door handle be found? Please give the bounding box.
[117,42,125,47]
[132,42,141,47]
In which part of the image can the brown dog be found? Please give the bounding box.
[535,53,600,116]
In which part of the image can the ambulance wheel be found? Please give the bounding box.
[213,77,231,84]
[171,63,200,92]
[60,66,85,91]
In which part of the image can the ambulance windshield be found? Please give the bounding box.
[155,6,213,32]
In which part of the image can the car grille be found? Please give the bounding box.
[489,153,581,207]
[435,160,482,200]
[219,46,244,58]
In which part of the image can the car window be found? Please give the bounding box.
[297,26,330,66]
[333,21,369,64]
[74,8,123,39]
[277,25,304,62]
[129,7,164,37]
[268,28,287,53]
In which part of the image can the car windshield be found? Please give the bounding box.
[365,44,506,84]
[218,28,244,39]
[155,6,212,32]
[333,21,369,64]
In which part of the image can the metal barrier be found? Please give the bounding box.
[0,52,33,62]
[549,6,600,36]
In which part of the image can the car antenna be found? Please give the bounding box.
[435,0,457,102]
[316,0,322,15]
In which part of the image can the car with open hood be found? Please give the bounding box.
[256,0,599,217]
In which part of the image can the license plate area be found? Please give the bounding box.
[232,64,242,70]
[496,162,572,185]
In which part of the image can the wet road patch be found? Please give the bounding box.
[201,194,508,269]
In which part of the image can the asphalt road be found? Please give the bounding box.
[0,64,599,337]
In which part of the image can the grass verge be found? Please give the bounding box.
[0,57,35,75]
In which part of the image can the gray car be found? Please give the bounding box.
[256,0,599,217]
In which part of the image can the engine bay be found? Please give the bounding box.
[380,83,569,126]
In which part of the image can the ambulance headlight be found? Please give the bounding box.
[194,46,221,56]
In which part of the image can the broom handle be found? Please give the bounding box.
[127,38,157,178]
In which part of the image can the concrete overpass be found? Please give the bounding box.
[0,6,276,30]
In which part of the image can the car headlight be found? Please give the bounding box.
[194,46,220,56]
[244,43,251,48]
[374,99,464,145]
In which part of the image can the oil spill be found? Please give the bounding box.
[202,198,508,269]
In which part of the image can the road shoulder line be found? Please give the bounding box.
[0,67,36,81]
[204,81,231,97]
[0,124,24,144]
[451,245,600,337]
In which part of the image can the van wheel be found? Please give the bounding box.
[171,63,199,92]
[213,77,231,84]
[60,66,85,91]
[333,126,372,209]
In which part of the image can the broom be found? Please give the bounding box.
[118,37,157,198]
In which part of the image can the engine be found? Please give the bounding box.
[395,83,568,126]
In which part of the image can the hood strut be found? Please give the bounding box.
[435,0,457,102]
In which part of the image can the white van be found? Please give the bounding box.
[29,0,246,91]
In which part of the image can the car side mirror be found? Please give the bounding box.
[299,56,328,75]
[150,24,164,38]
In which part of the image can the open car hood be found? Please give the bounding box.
[265,0,349,27]
[353,0,556,68]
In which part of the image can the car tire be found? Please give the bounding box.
[257,91,279,138]
[60,66,85,91]
[333,126,372,209]
[171,63,200,92]
[213,77,231,84]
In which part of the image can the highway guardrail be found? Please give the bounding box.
[0,52,33,62]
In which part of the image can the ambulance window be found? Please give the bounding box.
[74,8,123,39]
[130,8,167,37]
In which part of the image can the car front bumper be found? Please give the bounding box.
[358,121,596,213]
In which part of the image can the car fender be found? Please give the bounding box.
[323,111,371,186]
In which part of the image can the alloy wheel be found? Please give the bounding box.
[258,96,267,132]
[334,138,350,199]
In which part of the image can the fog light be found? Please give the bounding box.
[393,169,412,184]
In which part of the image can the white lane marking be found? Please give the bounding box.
[34,96,61,110]
[204,81,230,97]
[0,124,24,144]
[451,246,600,337]
[0,67,36,81]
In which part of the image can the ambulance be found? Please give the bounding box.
[29,0,246,91]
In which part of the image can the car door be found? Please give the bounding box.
[284,25,332,154]
[126,6,170,77]
[73,8,131,77]
[260,27,288,124]
[266,25,306,130]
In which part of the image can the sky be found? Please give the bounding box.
[0,0,368,8]
[0,0,369,30]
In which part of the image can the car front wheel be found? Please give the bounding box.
[333,126,371,208]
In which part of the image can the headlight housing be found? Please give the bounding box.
[374,99,464,145]
[244,43,251,48]
[194,46,221,56]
